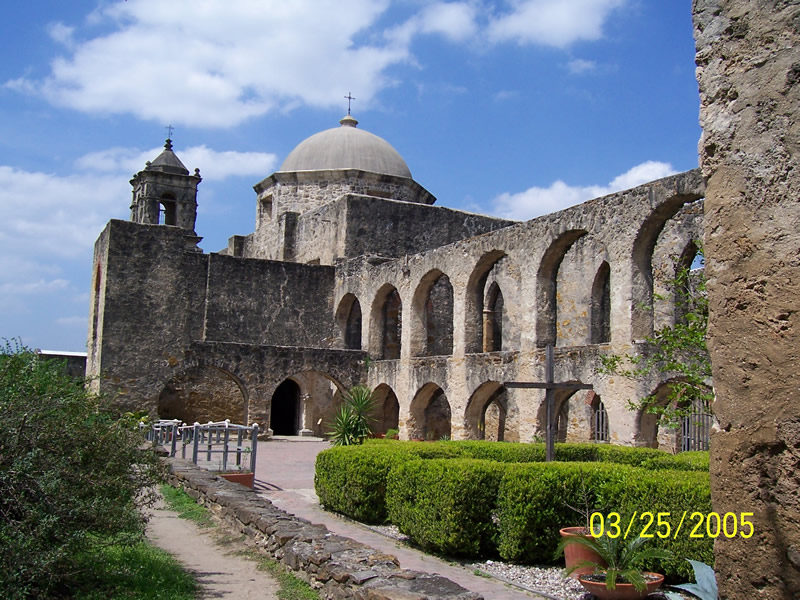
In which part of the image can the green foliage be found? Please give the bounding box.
[599,248,712,426]
[327,385,375,446]
[160,484,214,527]
[71,537,197,600]
[0,342,164,599]
[557,533,672,592]
[384,428,399,439]
[314,442,465,523]
[386,459,504,557]
[256,556,321,600]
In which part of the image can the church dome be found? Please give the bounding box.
[279,115,412,179]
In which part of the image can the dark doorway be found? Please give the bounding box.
[270,379,300,435]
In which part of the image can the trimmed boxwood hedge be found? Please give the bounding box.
[386,458,505,557]
[495,462,713,580]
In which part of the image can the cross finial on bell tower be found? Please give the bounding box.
[165,124,174,140]
[344,93,355,115]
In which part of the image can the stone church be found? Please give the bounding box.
[87,113,706,450]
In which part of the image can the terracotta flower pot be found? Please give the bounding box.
[219,471,255,489]
[559,526,607,579]
[577,572,665,599]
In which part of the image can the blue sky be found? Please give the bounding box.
[0,0,701,352]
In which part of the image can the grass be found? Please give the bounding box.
[160,483,214,527]
[71,537,197,600]
[162,483,320,599]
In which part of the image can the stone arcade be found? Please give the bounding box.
[87,113,706,451]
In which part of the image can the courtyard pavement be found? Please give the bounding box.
[254,436,553,600]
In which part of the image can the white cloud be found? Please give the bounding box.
[13,0,411,128]
[567,58,597,74]
[491,160,677,220]
[488,0,625,48]
[55,316,88,328]
[75,145,277,181]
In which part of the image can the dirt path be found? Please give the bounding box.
[146,499,281,599]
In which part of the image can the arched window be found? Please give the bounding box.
[483,282,504,352]
[591,262,611,344]
[158,196,177,225]
[591,395,609,442]
[382,289,402,359]
[424,274,454,356]
[336,294,362,350]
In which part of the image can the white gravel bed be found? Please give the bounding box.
[364,524,688,600]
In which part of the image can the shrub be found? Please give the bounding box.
[496,462,712,580]
[0,343,163,598]
[315,442,466,523]
[386,459,505,557]
[327,385,375,446]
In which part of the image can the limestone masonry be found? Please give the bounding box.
[87,113,706,451]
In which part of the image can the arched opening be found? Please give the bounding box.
[590,392,609,442]
[536,388,589,443]
[159,194,177,225]
[371,383,400,435]
[270,379,301,435]
[336,294,362,350]
[483,282,504,352]
[635,381,712,452]
[464,382,507,440]
[465,251,507,353]
[158,366,247,424]
[413,271,453,356]
[536,230,588,347]
[370,285,402,359]
[631,195,705,339]
[591,261,611,344]
[409,383,451,440]
[675,240,701,326]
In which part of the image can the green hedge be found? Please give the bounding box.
[314,442,465,523]
[495,462,713,580]
[386,459,505,557]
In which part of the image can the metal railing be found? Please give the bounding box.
[146,419,259,473]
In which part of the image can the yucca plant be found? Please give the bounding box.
[327,385,375,446]
[557,532,673,592]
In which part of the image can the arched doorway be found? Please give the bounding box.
[158,366,246,424]
[409,383,452,440]
[464,382,508,440]
[270,379,301,435]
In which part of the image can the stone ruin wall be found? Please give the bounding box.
[694,0,800,596]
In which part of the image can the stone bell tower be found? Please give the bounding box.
[129,138,202,231]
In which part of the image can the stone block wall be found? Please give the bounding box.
[167,458,481,600]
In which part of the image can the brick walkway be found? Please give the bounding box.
[253,437,552,600]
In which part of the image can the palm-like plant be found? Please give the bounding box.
[557,532,673,592]
[327,385,375,446]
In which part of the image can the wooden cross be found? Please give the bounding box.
[344,93,355,115]
[505,344,593,462]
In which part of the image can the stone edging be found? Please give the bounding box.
[166,457,482,600]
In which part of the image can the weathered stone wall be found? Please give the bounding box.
[694,1,800,596]
[333,171,705,446]
[204,254,337,347]
[167,458,481,600]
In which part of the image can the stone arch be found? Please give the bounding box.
[158,364,248,425]
[464,382,508,440]
[371,383,400,435]
[408,383,451,440]
[484,282,505,352]
[635,380,712,452]
[591,261,611,344]
[536,230,588,347]
[369,284,402,359]
[631,194,705,340]
[411,270,454,357]
[465,250,507,353]
[336,293,362,350]
[536,386,592,442]
[159,193,177,225]
[270,370,347,437]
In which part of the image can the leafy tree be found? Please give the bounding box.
[0,341,164,598]
[599,249,712,426]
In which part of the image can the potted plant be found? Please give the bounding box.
[557,532,672,599]
[558,478,607,578]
